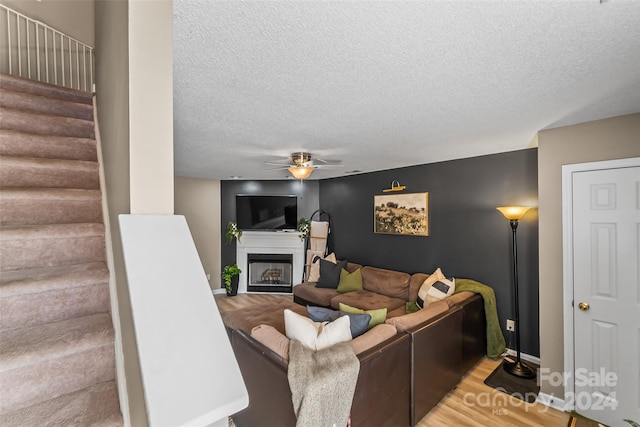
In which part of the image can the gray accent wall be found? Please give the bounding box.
[319,148,539,356]
[220,180,320,274]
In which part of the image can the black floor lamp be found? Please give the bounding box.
[497,206,535,379]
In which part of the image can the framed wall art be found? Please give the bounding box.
[374,192,429,236]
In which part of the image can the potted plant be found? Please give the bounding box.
[222,264,242,296]
[297,218,311,241]
[226,220,242,244]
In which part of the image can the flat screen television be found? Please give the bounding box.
[236,195,298,230]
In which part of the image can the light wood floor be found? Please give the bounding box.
[215,293,570,427]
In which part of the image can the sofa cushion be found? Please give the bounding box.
[251,324,290,359]
[284,309,352,350]
[444,291,475,308]
[337,268,364,293]
[409,272,430,303]
[349,323,397,355]
[307,306,370,338]
[339,303,387,329]
[293,282,339,307]
[251,322,398,360]
[307,252,336,282]
[417,268,455,308]
[221,300,307,334]
[316,259,347,289]
[384,300,449,333]
[330,290,405,313]
[361,266,411,300]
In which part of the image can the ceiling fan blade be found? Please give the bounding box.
[313,157,343,165]
[265,161,292,166]
[266,166,290,171]
[314,164,344,168]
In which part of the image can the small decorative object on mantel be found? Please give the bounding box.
[382,180,406,192]
[374,192,428,236]
[225,220,242,244]
[297,218,311,241]
[222,264,242,296]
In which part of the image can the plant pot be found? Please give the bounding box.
[226,276,239,296]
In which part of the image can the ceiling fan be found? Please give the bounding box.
[266,152,343,179]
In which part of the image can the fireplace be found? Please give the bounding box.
[236,231,304,294]
[247,254,293,293]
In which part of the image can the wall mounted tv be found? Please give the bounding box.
[236,195,298,230]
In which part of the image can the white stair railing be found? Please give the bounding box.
[0,4,94,92]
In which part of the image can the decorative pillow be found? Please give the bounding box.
[338,303,387,329]
[307,252,336,282]
[417,268,455,308]
[316,259,347,289]
[307,306,371,338]
[337,268,363,293]
[284,309,352,350]
[405,300,421,314]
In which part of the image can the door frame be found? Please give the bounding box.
[561,156,640,408]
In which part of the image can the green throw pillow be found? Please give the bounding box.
[405,300,421,314]
[337,268,363,293]
[339,303,387,329]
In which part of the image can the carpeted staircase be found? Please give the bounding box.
[0,73,123,426]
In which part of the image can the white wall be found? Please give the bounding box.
[537,113,640,398]
[175,177,222,289]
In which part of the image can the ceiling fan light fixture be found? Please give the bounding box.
[288,165,315,179]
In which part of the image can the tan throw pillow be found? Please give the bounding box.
[307,251,336,282]
[284,309,352,351]
[417,268,455,308]
[251,324,290,360]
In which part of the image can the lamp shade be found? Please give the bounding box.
[288,166,315,179]
[497,206,531,220]
[497,206,531,221]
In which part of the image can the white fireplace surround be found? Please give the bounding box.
[236,231,305,293]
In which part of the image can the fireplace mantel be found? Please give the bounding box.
[236,231,304,293]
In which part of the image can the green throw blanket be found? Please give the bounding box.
[454,279,506,359]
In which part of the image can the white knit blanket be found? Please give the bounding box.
[287,340,360,427]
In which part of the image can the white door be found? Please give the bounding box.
[570,160,640,427]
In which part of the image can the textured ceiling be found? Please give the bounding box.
[173,1,640,180]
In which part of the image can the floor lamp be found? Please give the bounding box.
[497,206,536,379]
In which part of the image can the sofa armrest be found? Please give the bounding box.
[408,306,464,425]
[455,293,487,374]
[230,330,296,427]
[351,333,412,427]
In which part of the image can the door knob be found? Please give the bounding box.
[578,302,590,311]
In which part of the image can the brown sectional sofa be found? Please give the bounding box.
[224,264,487,427]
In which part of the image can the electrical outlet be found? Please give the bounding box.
[206,273,211,281]
[506,319,515,331]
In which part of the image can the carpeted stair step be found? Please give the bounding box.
[0,223,105,272]
[0,156,99,189]
[0,89,93,121]
[0,262,110,331]
[0,380,122,427]
[0,108,94,139]
[0,313,116,413]
[0,381,122,427]
[0,130,97,162]
[0,73,93,105]
[0,189,102,226]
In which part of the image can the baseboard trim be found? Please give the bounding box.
[536,392,567,412]
[505,348,540,365]
[212,288,226,295]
